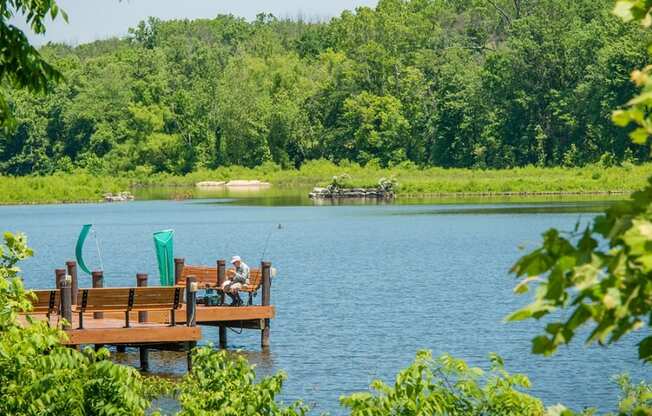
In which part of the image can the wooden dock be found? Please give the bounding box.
[22,259,276,371]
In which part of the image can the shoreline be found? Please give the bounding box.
[1,162,649,205]
[0,188,634,207]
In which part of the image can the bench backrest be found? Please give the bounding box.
[27,289,60,314]
[78,287,182,312]
[180,264,263,290]
[227,268,262,289]
[179,265,217,287]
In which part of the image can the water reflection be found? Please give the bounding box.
[134,186,628,208]
[388,201,617,215]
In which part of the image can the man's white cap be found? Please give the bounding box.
[230,256,241,264]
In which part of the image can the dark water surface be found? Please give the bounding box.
[0,196,647,414]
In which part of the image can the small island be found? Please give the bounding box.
[309,175,396,200]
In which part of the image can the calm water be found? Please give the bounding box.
[0,196,647,414]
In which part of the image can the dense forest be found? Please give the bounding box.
[2,0,651,176]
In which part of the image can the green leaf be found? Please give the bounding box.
[612,109,631,127]
[629,128,651,144]
[613,1,635,21]
[532,335,554,355]
[639,336,652,362]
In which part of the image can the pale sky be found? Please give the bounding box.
[15,0,379,46]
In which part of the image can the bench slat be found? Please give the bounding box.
[78,287,182,312]
[26,290,60,314]
[181,265,263,292]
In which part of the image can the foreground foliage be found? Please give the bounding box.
[341,351,545,415]
[178,348,307,416]
[341,351,652,416]
[0,0,65,129]
[509,0,652,368]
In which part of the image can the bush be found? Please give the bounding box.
[177,348,307,416]
[340,350,545,416]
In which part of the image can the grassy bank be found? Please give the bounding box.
[1,160,652,204]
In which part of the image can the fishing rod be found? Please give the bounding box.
[92,227,104,272]
[259,223,282,262]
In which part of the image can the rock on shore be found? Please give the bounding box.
[196,181,226,188]
[195,180,271,188]
[226,180,271,188]
[103,192,134,202]
[309,187,394,199]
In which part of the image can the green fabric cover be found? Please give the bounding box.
[154,230,175,286]
[75,224,93,276]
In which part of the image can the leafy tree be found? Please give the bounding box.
[0,0,66,129]
[338,92,410,166]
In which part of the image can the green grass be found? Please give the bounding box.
[1,160,651,204]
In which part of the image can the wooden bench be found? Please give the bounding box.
[24,289,61,323]
[76,287,183,329]
[179,265,263,305]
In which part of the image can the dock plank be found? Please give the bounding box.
[19,315,201,346]
[146,305,275,324]
[64,325,201,345]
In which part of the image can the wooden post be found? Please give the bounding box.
[92,271,104,319]
[90,271,105,351]
[261,261,271,348]
[61,277,72,330]
[136,273,149,371]
[174,258,185,285]
[217,260,227,348]
[66,261,78,305]
[55,268,66,314]
[186,275,197,371]
[137,273,148,323]
[55,268,66,288]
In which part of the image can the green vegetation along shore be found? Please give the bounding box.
[1,161,651,205]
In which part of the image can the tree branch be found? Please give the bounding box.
[487,0,512,25]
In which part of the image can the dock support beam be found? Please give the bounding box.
[186,275,197,371]
[66,261,78,306]
[137,273,149,371]
[261,261,271,348]
[217,259,227,348]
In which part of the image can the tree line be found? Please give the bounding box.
[2,0,651,176]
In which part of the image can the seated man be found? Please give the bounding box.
[221,255,250,306]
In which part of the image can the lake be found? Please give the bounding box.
[0,193,647,414]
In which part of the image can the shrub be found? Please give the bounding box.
[340,350,545,416]
[177,347,307,416]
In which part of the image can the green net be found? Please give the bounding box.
[153,230,175,286]
[75,224,93,276]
